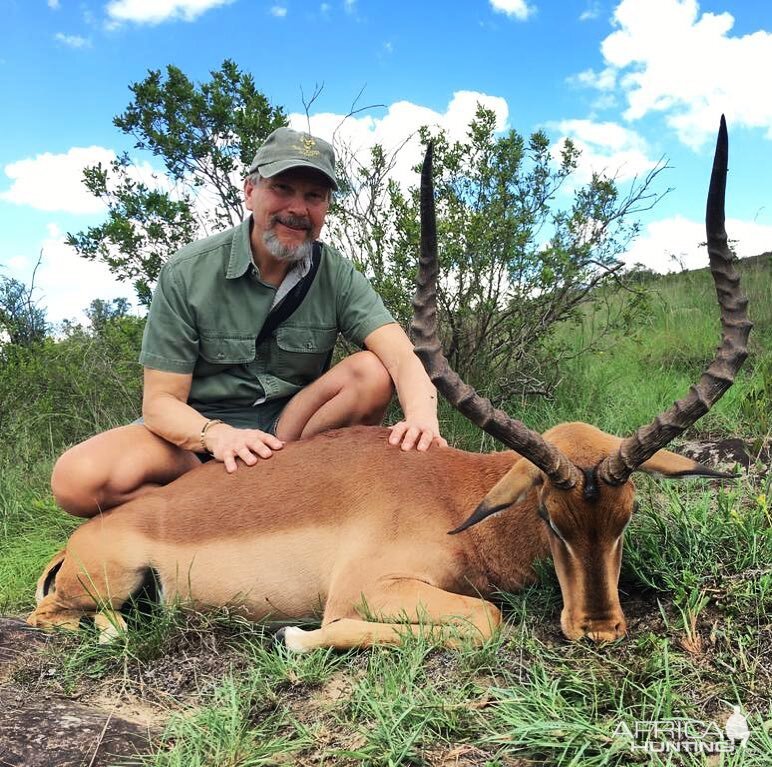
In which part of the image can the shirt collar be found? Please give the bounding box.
[226,216,255,279]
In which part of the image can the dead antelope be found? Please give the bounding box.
[29,118,751,650]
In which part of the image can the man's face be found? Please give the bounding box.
[245,168,331,263]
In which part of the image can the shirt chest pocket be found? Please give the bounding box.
[197,335,256,376]
[271,325,338,384]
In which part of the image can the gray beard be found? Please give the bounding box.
[262,229,313,264]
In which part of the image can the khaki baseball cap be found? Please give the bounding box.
[248,127,338,190]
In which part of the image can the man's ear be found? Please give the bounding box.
[243,177,256,209]
[449,459,542,534]
[638,448,736,479]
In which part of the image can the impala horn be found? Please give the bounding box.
[410,143,581,491]
[597,116,753,485]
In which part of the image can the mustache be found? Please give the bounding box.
[272,213,312,230]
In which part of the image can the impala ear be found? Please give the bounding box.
[35,549,66,604]
[449,459,542,535]
[638,448,737,479]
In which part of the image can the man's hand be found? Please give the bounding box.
[204,422,284,473]
[388,418,448,452]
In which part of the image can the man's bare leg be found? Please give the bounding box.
[52,352,392,518]
[276,351,393,442]
[51,424,201,518]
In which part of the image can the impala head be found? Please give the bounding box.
[411,117,752,642]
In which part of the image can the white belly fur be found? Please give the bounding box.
[149,528,339,620]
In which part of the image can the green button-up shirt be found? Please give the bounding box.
[139,217,395,414]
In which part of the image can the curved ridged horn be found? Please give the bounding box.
[410,143,580,490]
[597,116,753,486]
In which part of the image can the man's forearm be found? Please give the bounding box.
[143,394,209,453]
[393,353,440,421]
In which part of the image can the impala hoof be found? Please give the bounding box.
[273,626,312,653]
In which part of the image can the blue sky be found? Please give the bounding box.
[1,0,770,324]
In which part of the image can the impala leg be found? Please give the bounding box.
[278,578,502,652]
[93,609,129,644]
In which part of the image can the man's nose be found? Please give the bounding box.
[285,193,308,215]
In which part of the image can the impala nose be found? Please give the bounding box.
[583,616,627,642]
[562,608,627,642]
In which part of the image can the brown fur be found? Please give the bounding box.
[28,423,721,649]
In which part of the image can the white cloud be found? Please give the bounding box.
[582,0,772,148]
[621,214,772,272]
[343,0,356,13]
[289,90,509,191]
[270,5,287,17]
[5,224,134,325]
[489,0,534,21]
[320,2,330,11]
[550,119,657,183]
[105,0,234,25]
[54,32,91,48]
[579,2,600,21]
[0,146,165,215]
[572,66,616,91]
[1,147,115,214]
[48,0,60,9]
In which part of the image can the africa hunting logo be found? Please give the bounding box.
[613,707,750,754]
[294,136,320,158]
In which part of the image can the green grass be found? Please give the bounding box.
[508,255,772,439]
[0,460,79,613]
[2,256,770,765]
[123,583,770,765]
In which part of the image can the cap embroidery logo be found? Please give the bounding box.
[294,136,321,158]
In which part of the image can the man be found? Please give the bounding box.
[52,127,446,518]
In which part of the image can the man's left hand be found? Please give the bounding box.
[388,419,448,452]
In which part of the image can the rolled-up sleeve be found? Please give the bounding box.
[335,261,396,347]
[139,264,199,373]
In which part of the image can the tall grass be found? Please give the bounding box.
[498,256,771,440]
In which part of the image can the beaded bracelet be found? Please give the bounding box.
[200,419,224,455]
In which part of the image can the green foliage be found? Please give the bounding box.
[331,105,662,397]
[66,159,198,305]
[0,466,79,612]
[510,255,772,441]
[0,310,144,465]
[624,480,772,619]
[0,273,47,346]
[83,296,131,333]
[66,60,287,304]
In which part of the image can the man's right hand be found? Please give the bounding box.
[203,422,284,473]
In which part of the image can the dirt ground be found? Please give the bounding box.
[0,617,156,766]
[0,614,251,766]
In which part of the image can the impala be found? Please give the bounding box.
[29,118,751,649]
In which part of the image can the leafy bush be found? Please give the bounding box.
[0,313,144,463]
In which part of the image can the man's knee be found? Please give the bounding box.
[51,448,104,518]
[345,351,394,404]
